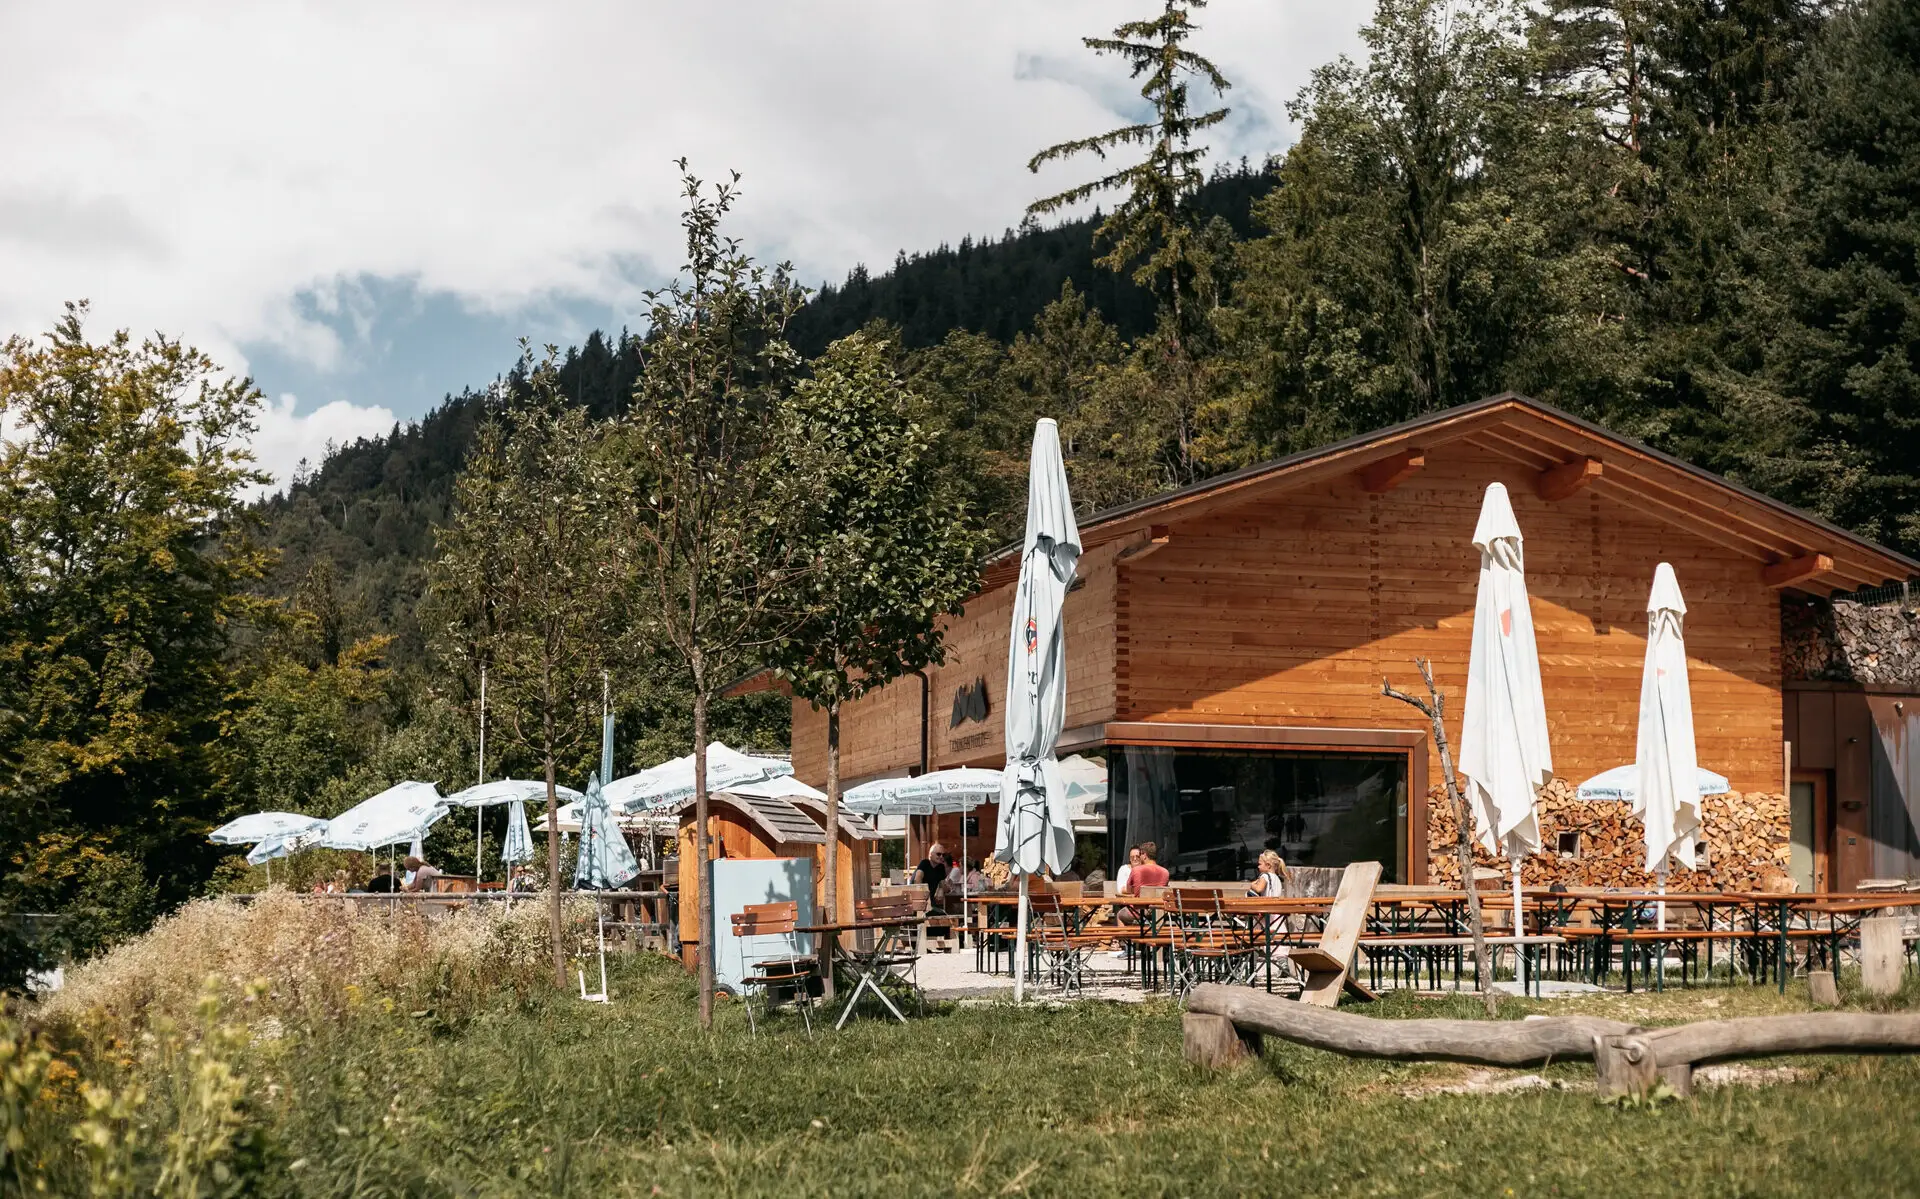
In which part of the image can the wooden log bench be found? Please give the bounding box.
[1181,982,1920,1097]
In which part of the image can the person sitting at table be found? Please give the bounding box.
[402,855,441,893]
[1126,843,1170,894]
[361,872,398,894]
[963,859,986,894]
[914,844,948,910]
[1114,845,1141,895]
[1247,849,1289,898]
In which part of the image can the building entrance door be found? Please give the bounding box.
[1789,771,1831,893]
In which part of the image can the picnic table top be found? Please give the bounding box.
[794,916,926,935]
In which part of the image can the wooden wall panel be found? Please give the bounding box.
[797,439,1788,813]
[1123,442,1785,795]
[790,542,1119,786]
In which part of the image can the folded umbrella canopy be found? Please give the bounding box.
[501,798,535,866]
[1635,563,1703,928]
[993,418,1082,1002]
[209,812,327,846]
[1459,482,1553,929]
[572,772,641,891]
[320,781,448,851]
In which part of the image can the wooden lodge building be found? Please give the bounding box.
[768,395,1920,893]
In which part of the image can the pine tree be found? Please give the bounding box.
[1769,0,1920,553]
[1027,0,1233,485]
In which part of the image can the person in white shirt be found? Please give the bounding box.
[1114,845,1141,895]
[1247,849,1288,898]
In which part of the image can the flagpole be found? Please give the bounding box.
[476,664,487,884]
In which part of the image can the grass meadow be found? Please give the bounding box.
[8,892,1920,1197]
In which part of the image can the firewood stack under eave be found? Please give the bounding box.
[1426,777,1793,892]
[1782,597,1920,688]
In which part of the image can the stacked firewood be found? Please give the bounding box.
[1783,596,1920,687]
[1426,776,1792,891]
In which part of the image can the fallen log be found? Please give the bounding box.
[1645,1012,1920,1066]
[1186,984,1633,1066]
[1183,983,1920,1097]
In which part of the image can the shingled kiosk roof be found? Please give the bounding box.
[666,791,826,845]
[977,393,1920,599]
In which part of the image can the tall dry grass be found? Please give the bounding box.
[36,889,598,1039]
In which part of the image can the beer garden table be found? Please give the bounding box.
[794,915,927,1029]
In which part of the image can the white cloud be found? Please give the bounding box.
[1,1,1371,437]
[248,394,399,497]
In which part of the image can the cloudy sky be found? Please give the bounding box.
[2,2,1370,491]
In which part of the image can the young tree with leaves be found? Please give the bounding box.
[431,346,622,987]
[767,333,984,980]
[0,304,268,976]
[616,166,809,1027]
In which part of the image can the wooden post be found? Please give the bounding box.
[1593,1034,1658,1098]
[1809,969,1840,1008]
[1860,916,1904,996]
[1183,1012,1262,1069]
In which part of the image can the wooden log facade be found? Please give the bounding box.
[778,396,1920,890]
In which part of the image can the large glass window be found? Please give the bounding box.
[1109,746,1407,884]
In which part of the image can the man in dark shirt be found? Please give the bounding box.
[914,844,948,909]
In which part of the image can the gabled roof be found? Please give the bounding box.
[667,791,826,845]
[980,393,1920,598]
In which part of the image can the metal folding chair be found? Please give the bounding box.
[730,902,816,1036]
[1168,888,1260,1001]
[1029,893,1101,995]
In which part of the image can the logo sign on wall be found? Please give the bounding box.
[950,677,990,728]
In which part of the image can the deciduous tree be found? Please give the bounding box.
[431,347,623,987]
[768,333,984,978]
[616,166,809,1027]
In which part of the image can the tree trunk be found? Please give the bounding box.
[545,753,564,989]
[820,700,841,999]
[1186,984,1632,1065]
[1382,661,1495,1015]
[693,687,715,1028]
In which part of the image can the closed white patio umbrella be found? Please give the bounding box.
[993,418,1081,1002]
[1635,562,1702,929]
[1459,482,1553,932]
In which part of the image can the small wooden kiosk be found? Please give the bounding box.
[672,790,877,968]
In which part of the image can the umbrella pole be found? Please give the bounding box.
[1656,866,1668,931]
[1508,833,1524,959]
[476,807,484,887]
[1014,873,1030,1003]
[961,813,969,945]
